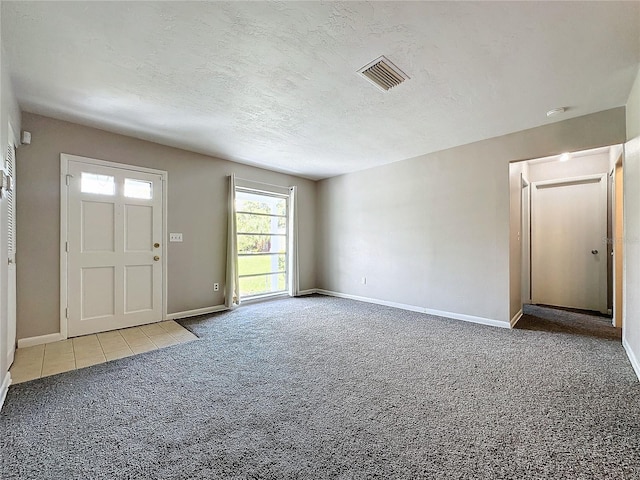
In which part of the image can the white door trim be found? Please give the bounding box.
[60,154,168,339]
[612,155,624,328]
[531,172,608,313]
[531,173,607,189]
[521,173,531,305]
[6,123,18,366]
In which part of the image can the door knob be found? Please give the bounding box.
[154,243,160,248]
[591,250,598,254]
[153,256,160,261]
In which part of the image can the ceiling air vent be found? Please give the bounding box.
[358,56,409,92]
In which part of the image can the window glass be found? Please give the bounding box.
[236,213,287,235]
[238,254,286,276]
[236,188,288,298]
[124,178,153,199]
[237,234,287,255]
[236,191,286,216]
[81,173,115,195]
[239,273,287,297]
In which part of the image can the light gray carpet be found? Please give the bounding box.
[2,295,639,479]
[518,303,622,340]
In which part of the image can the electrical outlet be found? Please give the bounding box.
[214,283,219,292]
[169,233,183,242]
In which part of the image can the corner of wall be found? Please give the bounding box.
[627,66,640,141]
[623,65,640,382]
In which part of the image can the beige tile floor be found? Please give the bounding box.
[10,320,197,384]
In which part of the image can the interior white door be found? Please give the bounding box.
[6,137,16,364]
[531,175,607,313]
[66,159,164,337]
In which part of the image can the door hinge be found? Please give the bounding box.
[65,241,69,252]
[65,174,73,186]
[65,307,69,319]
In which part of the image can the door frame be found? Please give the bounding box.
[5,123,18,365]
[612,156,624,327]
[521,174,531,305]
[530,173,608,313]
[60,154,168,339]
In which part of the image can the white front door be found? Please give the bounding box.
[64,156,165,337]
[531,175,607,313]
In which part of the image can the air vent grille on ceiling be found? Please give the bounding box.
[358,56,409,91]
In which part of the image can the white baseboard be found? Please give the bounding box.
[166,304,228,321]
[623,337,640,382]
[298,289,318,296]
[0,371,11,412]
[240,292,290,305]
[316,289,510,329]
[167,292,319,320]
[7,344,15,367]
[317,289,426,313]
[510,309,523,328]
[17,332,65,349]
[424,306,510,329]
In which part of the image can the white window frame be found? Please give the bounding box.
[235,186,290,301]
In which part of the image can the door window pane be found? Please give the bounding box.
[124,178,153,199]
[81,173,115,195]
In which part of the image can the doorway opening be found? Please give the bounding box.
[517,304,621,341]
[510,144,624,329]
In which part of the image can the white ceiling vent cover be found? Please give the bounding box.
[358,56,409,92]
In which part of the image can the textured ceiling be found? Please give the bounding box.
[2,1,639,179]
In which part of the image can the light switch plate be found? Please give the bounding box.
[169,233,183,242]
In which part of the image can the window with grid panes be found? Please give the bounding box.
[235,188,288,298]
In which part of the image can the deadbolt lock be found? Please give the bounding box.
[154,243,160,248]
[153,256,160,261]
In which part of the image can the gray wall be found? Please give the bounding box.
[16,113,316,339]
[624,66,640,375]
[1,43,22,394]
[317,108,626,325]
